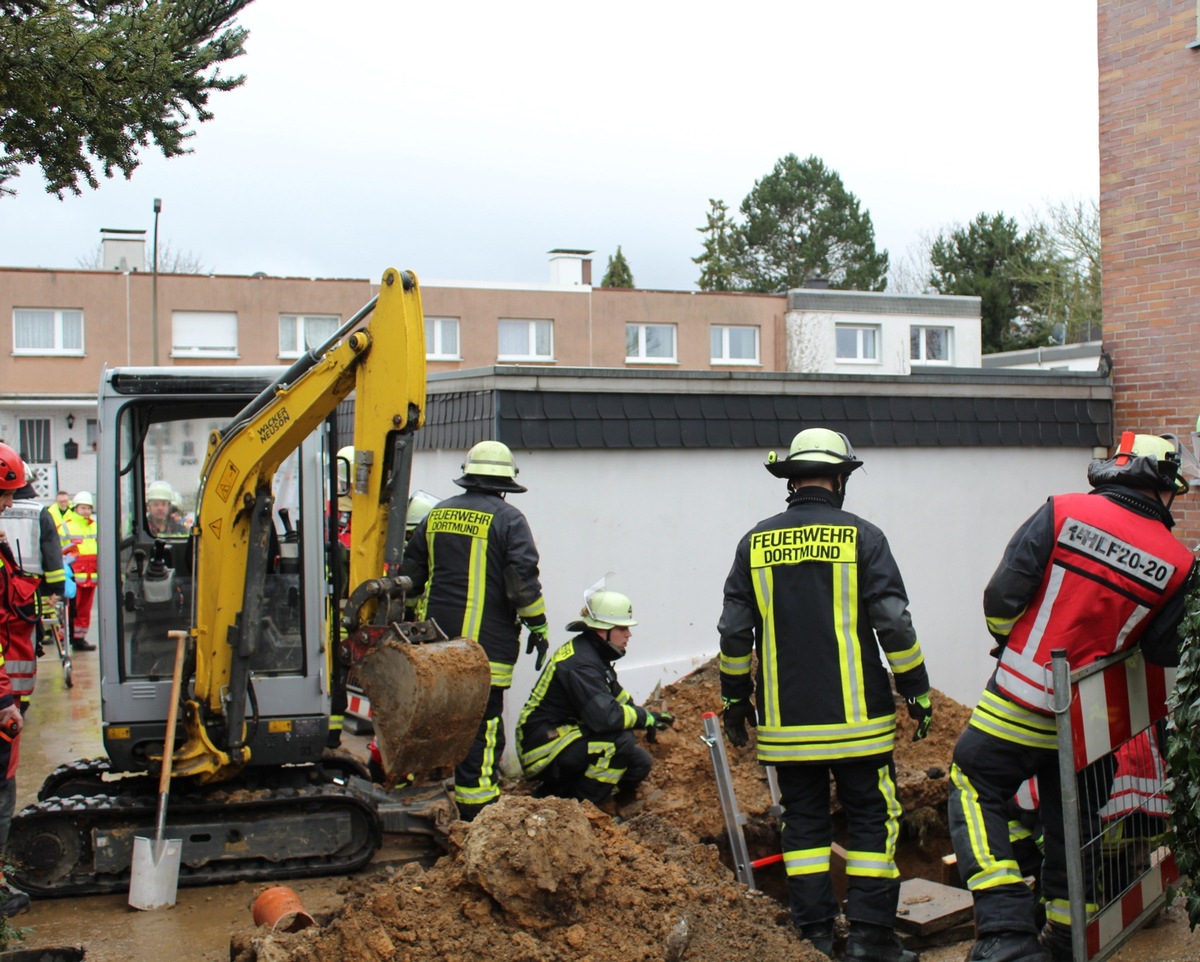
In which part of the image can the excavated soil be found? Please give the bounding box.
[232,659,972,962]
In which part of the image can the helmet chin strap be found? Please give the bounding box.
[597,627,625,659]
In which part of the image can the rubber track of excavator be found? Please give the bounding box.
[8,781,382,896]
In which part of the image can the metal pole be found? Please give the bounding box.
[152,198,161,365]
[701,711,756,889]
[1051,648,1088,962]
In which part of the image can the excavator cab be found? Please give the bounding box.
[97,372,334,773]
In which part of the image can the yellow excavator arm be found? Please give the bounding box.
[173,268,431,780]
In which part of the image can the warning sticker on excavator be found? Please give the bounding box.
[209,518,223,540]
[268,720,293,733]
[215,461,239,502]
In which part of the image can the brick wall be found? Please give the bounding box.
[1099,0,1200,543]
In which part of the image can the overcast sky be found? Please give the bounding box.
[0,0,1099,292]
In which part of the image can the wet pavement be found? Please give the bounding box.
[10,642,377,961]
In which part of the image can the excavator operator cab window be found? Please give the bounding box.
[115,404,309,679]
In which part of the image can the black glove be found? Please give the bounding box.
[525,623,549,671]
[722,697,756,748]
[651,711,675,731]
[906,692,933,742]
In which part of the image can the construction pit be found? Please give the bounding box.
[230,659,975,962]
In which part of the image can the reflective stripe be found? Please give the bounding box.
[846,849,900,879]
[720,652,752,676]
[968,691,1058,751]
[756,717,896,763]
[986,612,1020,636]
[489,660,514,688]
[462,533,488,644]
[752,566,778,727]
[950,764,1025,891]
[885,640,924,674]
[517,596,545,620]
[584,741,622,785]
[455,715,502,806]
[833,561,866,724]
[783,846,831,876]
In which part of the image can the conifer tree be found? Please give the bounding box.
[601,245,635,288]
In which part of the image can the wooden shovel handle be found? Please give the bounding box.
[159,630,188,796]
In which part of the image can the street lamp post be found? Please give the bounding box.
[152,197,162,365]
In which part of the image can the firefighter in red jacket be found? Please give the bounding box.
[719,428,931,962]
[0,445,31,917]
[949,433,1196,962]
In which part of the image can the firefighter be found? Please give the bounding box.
[0,464,69,706]
[64,491,97,651]
[0,445,31,917]
[948,432,1195,962]
[516,582,672,813]
[719,427,931,962]
[401,440,549,821]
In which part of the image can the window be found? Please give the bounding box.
[172,311,238,358]
[85,418,98,448]
[711,325,760,364]
[911,326,952,364]
[17,418,50,462]
[625,323,677,362]
[835,325,880,362]
[279,314,339,358]
[13,308,84,355]
[498,318,553,361]
[426,316,460,360]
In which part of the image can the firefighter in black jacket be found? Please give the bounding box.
[402,440,549,822]
[719,427,931,962]
[949,432,1195,962]
[516,583,673,809]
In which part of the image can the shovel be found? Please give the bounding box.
[128,629,188,910]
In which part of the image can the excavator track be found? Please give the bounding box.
[8,781,382,896]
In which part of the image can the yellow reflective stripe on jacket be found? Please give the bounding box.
[885,640,925,674]
[755,715,896,763]
[968,690,1057,750]
[489,660,514,689]
[833,559,867,724]
[783,846,831,876]
[517,596,545,620]
[986,612,1020,637]
[752,566,779,726]
[461,532,489,643]
[720,651,751,676]
[950,763,1025,891]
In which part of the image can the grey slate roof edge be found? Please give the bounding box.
[981,341,1104,367]
[787,290,981,317]
[416,388,1112,451]
[426,366,1113,403]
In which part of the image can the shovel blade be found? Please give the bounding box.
[128,835,183,910]
[356,636,491,778]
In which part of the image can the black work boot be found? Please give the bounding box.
[967,932,1048,962]
[797,920,835,959]
[1039,922,1072,962]
[843,922,918,962]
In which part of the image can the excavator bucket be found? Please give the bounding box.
[354,634,491,778]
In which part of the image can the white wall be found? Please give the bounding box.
[410,443,1095,758]
[785,308,983,375]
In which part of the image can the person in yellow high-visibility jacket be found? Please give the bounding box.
[63,492,97,652]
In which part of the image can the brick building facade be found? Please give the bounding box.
[1098,1,1200,541]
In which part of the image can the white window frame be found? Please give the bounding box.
[710,325,760,365]
[625,323,677,363]
[278,313,340,359]
[426,316,460,360]
[171,311,239,359]
[498,318,553,362]
[12,308,84,356]
[910,326,953,364]
[835,324,881,363]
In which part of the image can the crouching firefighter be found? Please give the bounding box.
[516,583,673,813]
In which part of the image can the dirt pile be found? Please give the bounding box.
[627,659,971,846]
[232,795,830,962]
[232,659,974,962]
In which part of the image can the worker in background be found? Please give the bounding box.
[0,464,68,708]
[63,491,97,652]
[949,432,1196,962]
[0,445,32,917]
[719,428,931,962]
[145,480,186,537]
[516,579,672,815]
[46,490,73,532]
[401,440,549,822]
[364,488,442,782]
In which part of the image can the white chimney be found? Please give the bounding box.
[548,248,594,286]
[100,228,147,272]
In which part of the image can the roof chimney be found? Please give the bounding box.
[803,275,830,290]
[548,248,594,286]
[100,228,147,272]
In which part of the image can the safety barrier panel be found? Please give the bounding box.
[1051,647,1178,962]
